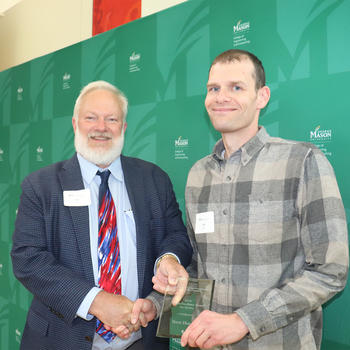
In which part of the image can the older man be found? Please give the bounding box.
[11,81,192,350]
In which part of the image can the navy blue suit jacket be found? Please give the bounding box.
[11,154,192,350]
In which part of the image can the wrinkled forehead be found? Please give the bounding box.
[79,89,122,113]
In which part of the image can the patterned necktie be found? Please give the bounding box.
[96,170,121,343]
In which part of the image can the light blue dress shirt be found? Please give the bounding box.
[76,154,141,350]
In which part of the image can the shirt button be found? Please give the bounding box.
[223,209,228,215]
[260,326,266,333]
[85,336,93,342]
[221,278,226,283]
[226,176,231,181]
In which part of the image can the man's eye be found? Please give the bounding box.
[209,87,219,92]
[85,116,96,121]
[233,86,241,91]
[106,117,119,123]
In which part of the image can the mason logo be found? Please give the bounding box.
[16,329,22,343]
[233,20,250,33]
[63,72,71,81]
[130,52,141,62]
[310,125,332,140]
[36,146,44,162]
[17,86,23,101]
[175,136,189,147]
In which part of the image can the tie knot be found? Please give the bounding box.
[97,170,111,185]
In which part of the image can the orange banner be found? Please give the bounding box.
[93,0,141,36]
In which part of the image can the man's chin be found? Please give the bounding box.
[74,130,124,166]
[79,150,121,166]
[87,141,112,150]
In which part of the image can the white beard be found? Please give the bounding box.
[74,125,124,166]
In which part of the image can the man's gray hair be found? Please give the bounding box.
[73,80,128,121]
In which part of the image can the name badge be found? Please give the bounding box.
[195,211,214,234]
[63,189,91,206]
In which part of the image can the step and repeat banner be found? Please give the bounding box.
[1,0,349,349]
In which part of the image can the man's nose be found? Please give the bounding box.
[95,117,107,130]
[216,89,231,103]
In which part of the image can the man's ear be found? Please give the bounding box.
[257,86,270,109]
[72,117,77,134]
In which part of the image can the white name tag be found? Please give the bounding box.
[195,211,214,234]
[63,189,91,207]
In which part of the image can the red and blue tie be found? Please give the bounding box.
[96,170,121,343]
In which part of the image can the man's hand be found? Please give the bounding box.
[89,290,141,338]
[152,255,189,306]
[112,299,157,338]
[181,311,249,349]
[131,298,157,327]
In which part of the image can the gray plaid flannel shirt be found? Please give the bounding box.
[185,127,348,350]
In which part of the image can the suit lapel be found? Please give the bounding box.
[59,154,95,284]
[121,155,147,293]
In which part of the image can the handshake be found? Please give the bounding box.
[89,254,189,339]
[90,292,158,339]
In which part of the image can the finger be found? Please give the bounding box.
[181,330,189,347]
[131,299,143,324]
[194,330,210,348]
[172,276,188,306]
[152,273,169,285]
[164,264,179,286]
[139,311,148,327]
[112,325,130,339]
[104,324,112,331]
[129,320,141,332]
[202,337,216,349]
[153,281,177,295]
[187,327,205,348]
[180,322,194,347]
[181,316,202,347]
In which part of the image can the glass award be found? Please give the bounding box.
[156,278,215,338]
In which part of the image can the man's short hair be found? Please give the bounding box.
[73,80,128,121]
[209,49,266,90]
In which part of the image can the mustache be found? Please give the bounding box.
[88,132,112,138]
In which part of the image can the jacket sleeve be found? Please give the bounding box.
[11,175,94,326]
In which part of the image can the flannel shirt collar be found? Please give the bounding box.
[212,126,270,166]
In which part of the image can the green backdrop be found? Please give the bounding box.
[1,0,349,349]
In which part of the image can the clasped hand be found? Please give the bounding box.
[89,291,157,339]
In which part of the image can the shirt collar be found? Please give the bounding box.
[212,126,270,165]
[77,153,124,184]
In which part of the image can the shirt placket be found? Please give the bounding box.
[217,156,240,313]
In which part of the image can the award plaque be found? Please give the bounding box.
[156,278,215,338]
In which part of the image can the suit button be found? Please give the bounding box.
[85,336,93,342]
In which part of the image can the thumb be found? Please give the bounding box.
[131,299,144,324]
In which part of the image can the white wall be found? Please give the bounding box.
[0,0,187,72]
[141,0,186,17]
[0,0,93,72]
